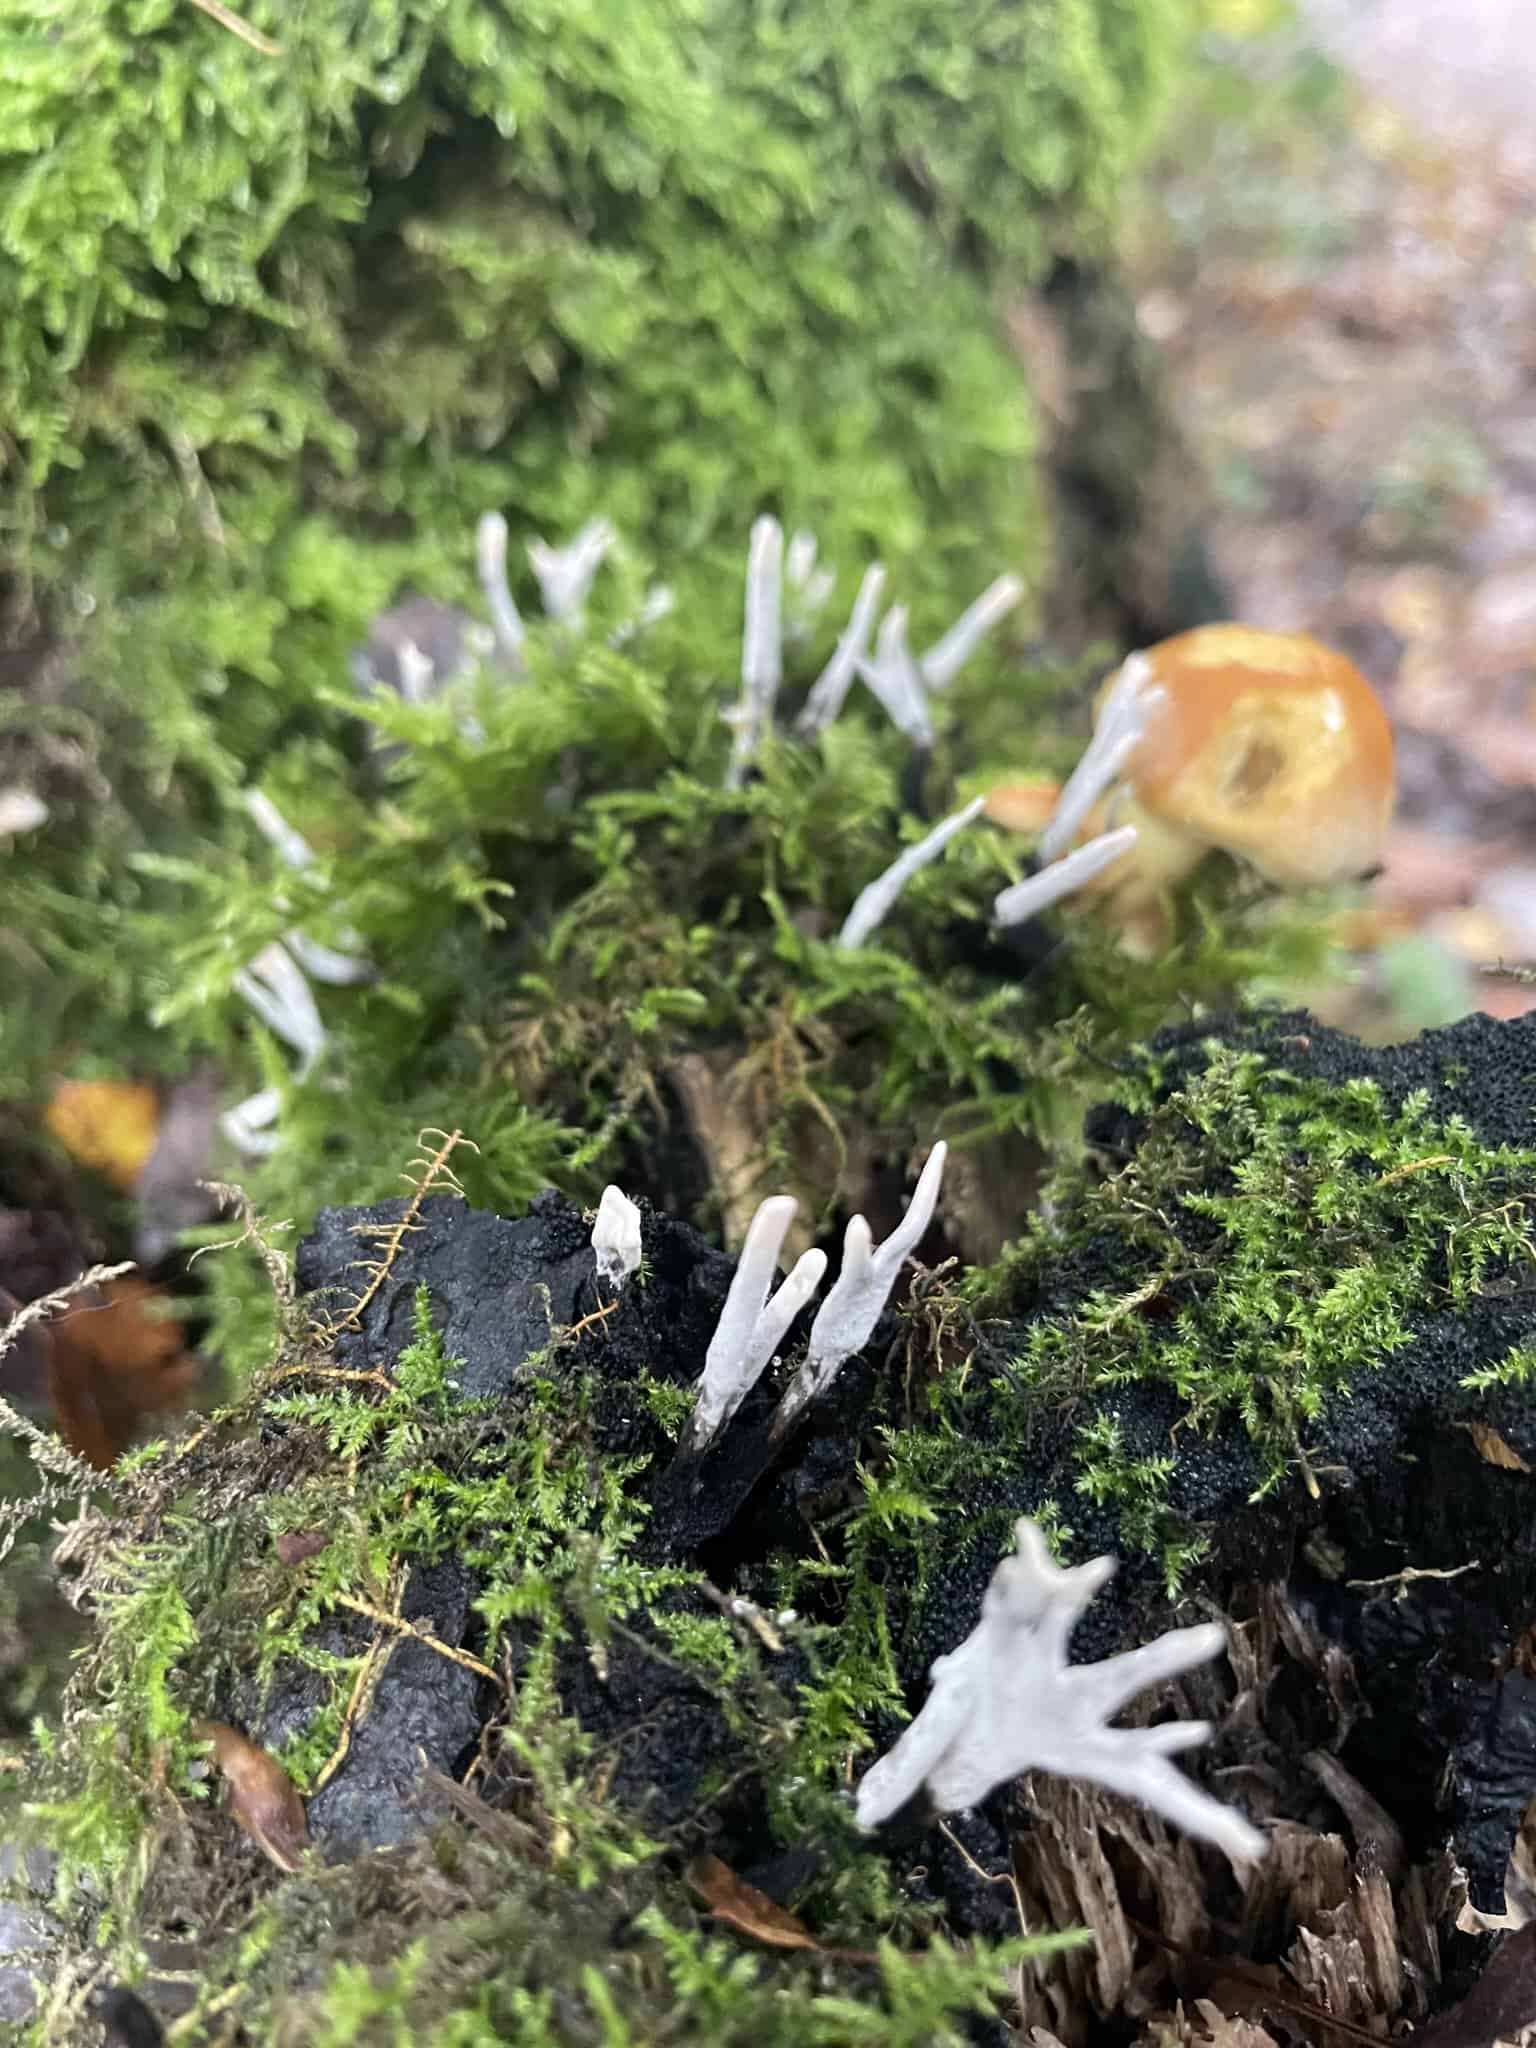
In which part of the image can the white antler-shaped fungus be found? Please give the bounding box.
[592,1185,644,1292]
[529,519,616,628]
[854,1517,1265,1869]
[683,1195,827,1455]
[770,1143,946,1440]
[856,605,934,748]
[242,790,373,986]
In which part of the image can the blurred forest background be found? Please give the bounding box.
[1132,0,1536,1037]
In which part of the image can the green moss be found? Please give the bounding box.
[2,0,1202,1210]
[975,1044,1536,1580]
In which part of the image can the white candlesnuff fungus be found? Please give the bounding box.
[795,563,887,738]
[475,512,528,671]
[685,1194,828,1454]
[0,788,49,835]
[857,604,934,748]
[1037,652,1162,866]
[395,639,437,707]
[242,791,373,986]
[233,942,328,1072]
[243,790,317,874]
[724,516,786,790]
[220,1084,285,1160]
[837,798,986,949]
[771,1142,947,1440]
[919,574,1025,692]
[991,825,1140,931]
[854,1517,1265,1869]
[784,530,836,642]
[529,518,616,627]
[592,1185,644,1291]
[222,941,329,1158]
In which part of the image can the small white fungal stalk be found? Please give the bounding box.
[856,604,934,748]
[854,1517,1265,1869]
[242,791,373,986]
[990,824,1140,931]
[784,530,836,644]
[222,940,330,1157]
[919,575,1025,692]
[837,800,987,950]
[1038,652,1163,865]
[724,516,786,791]
[684,1195,828,1454]
[684,1144,948,1453]
[795,563,887,738]
[592,1185,644,1291]
[475,512,528,671]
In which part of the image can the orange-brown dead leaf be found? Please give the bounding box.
[47,1277,201,1469]
[42,1079,161,1195]
[685,1853,877,1963]
[1468,1420,1532,1473]
[196,1720,309,1872]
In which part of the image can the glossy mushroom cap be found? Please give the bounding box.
[1115,625,1394,889]
[989,625,1396,956]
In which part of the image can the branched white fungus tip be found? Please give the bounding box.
[838,799,986,950]
[771,1143,947,1438]
[243,790,316,872]
[991,825,1137,930]
[529,518,616,626]
[592,1185,644,1291]
[686,1195,827,1453]
[856,604,934,747]
[233,942,327,1074]
[854,1517,1265,1869]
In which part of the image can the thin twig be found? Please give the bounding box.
[334,1593,504,1688]
[182,0,283,56]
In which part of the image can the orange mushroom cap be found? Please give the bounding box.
[1112,625,1394,889]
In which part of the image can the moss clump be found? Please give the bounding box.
[3,0,1184,1124]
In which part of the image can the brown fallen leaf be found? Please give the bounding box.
[685,1853,877,1964]
[43,1079,161,1195]
[196,1720,310,1872]
[1468,1420,1533,1473]
[47,1276,201,1470]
